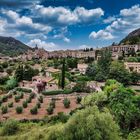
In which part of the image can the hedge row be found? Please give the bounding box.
[42,89,73,96]
[15,88,32,93]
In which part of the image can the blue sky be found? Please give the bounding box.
[0,0,140,51]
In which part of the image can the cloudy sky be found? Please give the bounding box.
[0,0,140,51]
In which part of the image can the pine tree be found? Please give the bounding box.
[61,58,65,89]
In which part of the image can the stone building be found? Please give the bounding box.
[124,62,140,73]
[104,44,140,53]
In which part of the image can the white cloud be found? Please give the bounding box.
[120,5,140,17]
[89,30,114,40]
[103,16,116,24]
[74,7,104,22]
[34,5,104,25]
[63,37,71,43]
[53,27,71,43]
[106,5,140,34]
[3,10,19,21]
[1,9,52,38]
[27,39,58,51]
[90,4,140,41]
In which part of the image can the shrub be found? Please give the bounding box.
[14,95,20,102]
[8,102,13,108]
[6,77,18,90]
[42,89,73,96]
[16,106,23,114]
[76,96,82,104]
[27,97,32,103]
[13,91,17,95]
[63,98,70,108]
[0,99,2,106]
[30,106,38,115]
[15,87,32,93]
[2,95,8,102]
[57,112,69,123]
[1,105,8,114]
[73,81,87,93]
[30,92,35,99]
[36,102,41,108]
[22,101,28,108]
[1,119,19,136]
[42,90,63,95]
[0,76,9,85]
[38,96,43,103]
[46,105,54,115]
[63,89,73,94]
[8,93,13,98]
[19,92,24,99]
[49,100,55,108]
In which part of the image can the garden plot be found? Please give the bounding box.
[0,91,82,121]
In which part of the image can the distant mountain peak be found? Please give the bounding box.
[0,36,31,56]
[120,28,140,45]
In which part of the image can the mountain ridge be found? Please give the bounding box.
[0,36,31,56]
[120,28,140,45]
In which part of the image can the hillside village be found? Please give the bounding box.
[0,1,140,139]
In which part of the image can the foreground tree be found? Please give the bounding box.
[108,86,140,131]
[45,106,121,140]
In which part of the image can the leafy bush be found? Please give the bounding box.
[6,77,18,90]
[42,89,73,96]
[19,92,24,99]
[42,90,63,95]
[15,87,32,93]
[1,95,8,102]
[0,99,2,106]
[57,112,69,123]
[73,81,87,93]
[49,100,55,108]
[1,105,8,114]
[36,102,41,108]
[1,119,19,136]
[63,89,73,94]
[46,105,54,115]
[76,96,82,104]
[16,106,23,114]
[29,92,35,99]
[38,96,43,103]
[127,129,140,140]
[8,93,13,98]
[27,96,32,103]
[0,76,9,85]
[8,102,13,108]
[30,106,38,115]
[63,98,70,108]
[13,91,17,95]
[14,95,20,102]
[77,75,91,81]
[22,101,28,108]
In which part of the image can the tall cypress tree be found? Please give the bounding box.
[61,58,65,89]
